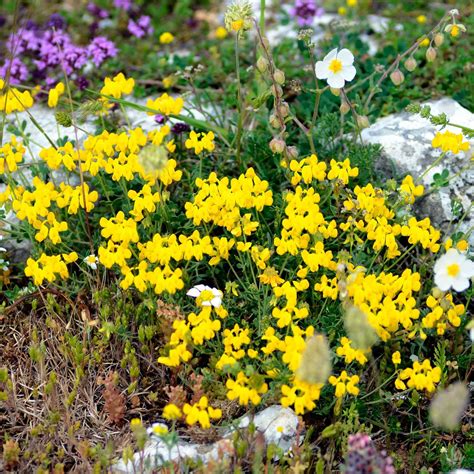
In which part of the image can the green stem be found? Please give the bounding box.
[234,34,244,167]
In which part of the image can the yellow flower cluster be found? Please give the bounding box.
[0,136,25,173]
[342,184,440,258]
[0,79,34,114]
[347,268,422,341]
[431,130,470,154]
[399,175,424,204]
[100,73,135,99]
[146,93,184,116]
[395,359,441,393]
[329,371,360,397]
[183,396,222,429]
[185,168,273,237]
[336,337,369,365]
[422,290,464,335]
[24,252,78,285]
[226,371,268,406]
[185,131,216,155]
[47,82,65,107]
[10,177,97,244]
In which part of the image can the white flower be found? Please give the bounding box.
[84,254,99,270]
[434,248,474,292]
[186,284,223,307]
[315,48,356,89]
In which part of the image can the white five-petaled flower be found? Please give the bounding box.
[434,248,474,292]
[315,48,356,89]
[84,254,99,270]
[186,284,223,307]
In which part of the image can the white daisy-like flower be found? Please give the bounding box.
[146,422,168,437]
[315,48,356,89]
[186,284,223,307]
[84,254,99,270]
[434,248,474,292]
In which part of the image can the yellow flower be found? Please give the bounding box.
[399,175,424,204]
[329,371,360,397]
[392,351,401,365]
[416,15,427,24]
[338,6,347,15]
[159,32,174,44]
[420,38,430,47]
[215,26,228,39]
[432,130,470,154]
[100,73,135,99]
[185,131,216,155]
[395,359,441,393]
[163,403,182,420]
[47,82,65,108]
[347,0,357,7]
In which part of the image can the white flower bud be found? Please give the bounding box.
[273,69,285,85]
[404,57,417,72]
[269,137,285,153]
[390,69,405,86]
[426,46,437,62]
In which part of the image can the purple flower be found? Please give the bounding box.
[154,114,166,124]
[87,2,109,19]
[75,76,90,90]
[114,0,132,11]
[47,13,66,31]
[343,434,395,474]
[127,15,153,38]
[171,122,190,134]
[0,57,29,84]
[88,36,117,66]
[289,0,323,27]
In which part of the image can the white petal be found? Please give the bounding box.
[327,73,345,89]
[196,284,208,291]
[452,277,469,292]
[434,274,452,291]
[315,61,329,79]
[461,259,474,278]
[201,300,212,306]
[212,288,223,297]
[337,48,354,66]
[186,288,201,297]
[323,48,338,62]
[210,297,222,308]
[341,65,356,82]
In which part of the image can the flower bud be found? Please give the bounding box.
[287,146,299,160]
[271,84,283,97]
[269,113,279,128]
[426,46,437,62]
[269,137,285,154]
[277,102,290,118]
[390,69,405,86]
[434,33,444,46]
[404,57,417,72]
[330,87,341,96]
[356,114,370,129]
[273,69,285,85]
[340,100,350,115]
[256,56,268,73]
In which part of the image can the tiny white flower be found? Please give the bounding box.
[315,48,356,89]
[186,284,223,307]
[84,254,99,270]
[434,248,474,292]
[146,422,168,437]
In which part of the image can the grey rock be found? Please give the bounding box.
[113,405,300,473]
[361,97,474,244]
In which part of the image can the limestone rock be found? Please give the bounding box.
[361,98,474,244]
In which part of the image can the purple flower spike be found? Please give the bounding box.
[88,36,118,66]
[290,0,324,27]
[128,15,153,38]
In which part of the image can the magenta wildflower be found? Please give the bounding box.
[114,0,132,11]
